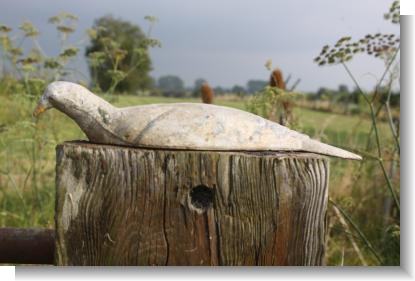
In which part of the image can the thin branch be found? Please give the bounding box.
[385,81,400,153]
[329,199,383,265]
[379,158,400,210]
[341,62,400,212]
[373,46,400,102]
[331,203,368,266]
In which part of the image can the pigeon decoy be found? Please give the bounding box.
[33,81,361,160]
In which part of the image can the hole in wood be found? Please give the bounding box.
[189,185,214,213]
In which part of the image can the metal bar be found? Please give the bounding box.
[0,228,55,265]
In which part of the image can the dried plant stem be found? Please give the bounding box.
[375,46,400,153]
[341,62,400,212]
[331,203,367,266]
[371,44,400,99]
[330,200,383,265]
[385,85,400,153]
[340,247,345,266]
[364,104,384,152]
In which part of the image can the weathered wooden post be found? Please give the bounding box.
[55,141,329,266]
[32,81,360,266]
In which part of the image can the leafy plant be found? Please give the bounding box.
[0,13,161,231]
[314,0,400,265]
[246,85,299,127]
[86,15,160,94]
[0,12,83,99]
[246,61,299,128]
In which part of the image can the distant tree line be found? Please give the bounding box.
[307,85,400,107]
[154,75,273,97]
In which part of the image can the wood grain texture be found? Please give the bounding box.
[55,141,329,266]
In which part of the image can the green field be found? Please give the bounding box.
[0,93,398,265]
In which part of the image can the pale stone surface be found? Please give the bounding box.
[34,81,361,160]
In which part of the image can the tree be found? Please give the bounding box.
[157,75,185,97]
[85,15,154,93]
[213,86,225,95]
[192,78,207,97]
[316,87,331,100]
[338,84,349,94]
[231,85,246,97]
[246,80,267,94]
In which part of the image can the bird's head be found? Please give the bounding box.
[33,81,82,117]
[33,85,53,117]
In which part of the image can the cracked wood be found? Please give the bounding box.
[55,141,329,265]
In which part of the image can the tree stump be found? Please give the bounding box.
[55,141,329,266]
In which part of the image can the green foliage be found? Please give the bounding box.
[0,12,161,230]
[48,12,78,42]
[381,224,400,265]
[246,86,299,127]
[313,0,400,266]
[246,80,268,94]
[157,75,185,97]
[19,22,39,38]
[85,15,160,94]
[0,92,85,228]
[314,33,399,65]
[0,12,81,94]
[314,1,399,68]
[192,78,207,97]
[384,0,400,24]
[231,85,246,97]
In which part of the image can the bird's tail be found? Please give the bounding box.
[302,138,362,160]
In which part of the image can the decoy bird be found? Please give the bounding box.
[33,81,361,160]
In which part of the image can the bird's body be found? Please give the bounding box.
[33,81,361,160]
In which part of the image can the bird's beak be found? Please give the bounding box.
[33,103,47,117]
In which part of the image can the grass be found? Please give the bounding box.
[0,93,398,265]
[295,107,393,149]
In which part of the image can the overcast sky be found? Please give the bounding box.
[0,0,399,92]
